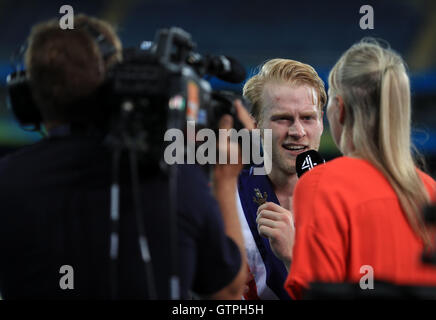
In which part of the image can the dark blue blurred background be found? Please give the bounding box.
[0,0,435,175]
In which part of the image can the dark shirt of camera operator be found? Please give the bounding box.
[0,131,241,299]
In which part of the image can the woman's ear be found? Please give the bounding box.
[336,95,346,125]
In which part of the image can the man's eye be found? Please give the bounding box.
[276,118,290,123]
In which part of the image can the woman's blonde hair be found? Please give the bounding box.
[243,58,326,124]
[328,38,431,247]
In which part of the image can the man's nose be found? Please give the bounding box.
[288,120,306,138]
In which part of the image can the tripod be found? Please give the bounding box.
[105,100,181,300]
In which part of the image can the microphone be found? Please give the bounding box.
[296,150,325,178]
[205,55,246,83]
[187,53,246,84]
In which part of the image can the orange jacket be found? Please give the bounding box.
[285,157,436,299]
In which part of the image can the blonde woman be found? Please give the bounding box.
[285,39,436,299]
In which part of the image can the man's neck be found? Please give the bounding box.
[268,169,298,211]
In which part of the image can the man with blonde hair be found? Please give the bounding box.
[238,58,326,299]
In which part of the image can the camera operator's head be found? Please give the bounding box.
[243,59,326,176]
[24,14,122,130]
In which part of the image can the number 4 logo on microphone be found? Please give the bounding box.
[301,155,317,171]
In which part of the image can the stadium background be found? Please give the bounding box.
[0,0,435,176]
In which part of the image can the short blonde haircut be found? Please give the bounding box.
[243,58,326,123]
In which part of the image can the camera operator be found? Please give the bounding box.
[0,14,248,299]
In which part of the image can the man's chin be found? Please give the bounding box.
[284,165,296,176]
[275,162,296,176]
[270,152,297,176]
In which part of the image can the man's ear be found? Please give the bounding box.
[336,95,346,125]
